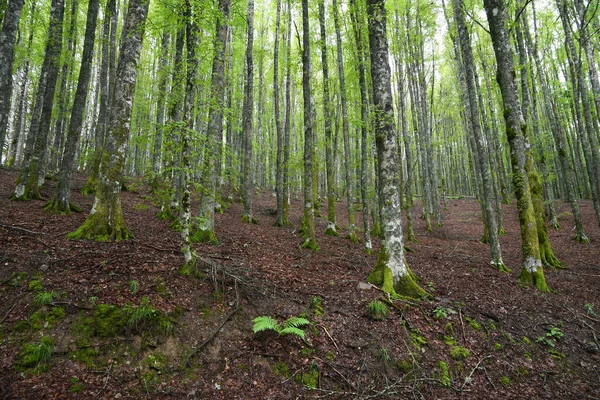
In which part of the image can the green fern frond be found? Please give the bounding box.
[253,316,281,334]
[280,327,306,340]
[284,317,310,329]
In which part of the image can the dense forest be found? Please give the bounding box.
[0,0,599,397]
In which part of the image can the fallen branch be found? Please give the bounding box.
[94,362,112,398]
[459,309,468,345]
[461,355,492,390]
[181,307,238,369]
[0,223,48,236]
[317,324,339,351]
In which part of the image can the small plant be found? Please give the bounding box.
[499,375,510,387]
[368,300,390,320]
[35,290,60,306]
[127,297,157,329]
[252,315,310,340]
[433,306,456,320]
[129,280,139,293]
[584,303,597,317]
[450,346,471,360]
[88,296,98,307]
[310,296,324,316]
[17,336,53,372]
[438,361,451,388]
[536,325,564,348]
[28,279,43,292]
[378,347,392,363]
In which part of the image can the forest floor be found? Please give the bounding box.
[0,167,599,399]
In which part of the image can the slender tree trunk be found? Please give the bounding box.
[151,31,170,180]
[453,0,507,271]
[13,0,64,200]
[274,0,285,226]
[0,0,24,163]
[366,0,425,298]
[241,0,256,224]
[483,0,549,291]
[350,0,372,251]
[179,0,200,273]
[300,0,318,250]
[68,0,150,241]
[333,0,358,243]
[82,0,116,195]
[45,0,99,213]
[194,0,230,244]
[318,0,337,237]
[282,0,292,225]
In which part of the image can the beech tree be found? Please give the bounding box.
[68,0,150,241]
[366,0,425,298]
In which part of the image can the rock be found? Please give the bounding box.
[357,281,371,290]
[584,341,600,354]
[114,394,122,399]
[39,264,49,272]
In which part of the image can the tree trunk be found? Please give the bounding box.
[13,0,64,201]
[274,0,284,226]
[45,0,100,214]
[452,0,507,271]
[68,0,149,241]
[282,0,292,225]
[483,0,549,291]
[0,0,24,164]
[332,0,358,243]
[319,0,337,237]
[194,0,230,244]
[366,0,425,298]
[241,0,256,224]
[300,0,318,250]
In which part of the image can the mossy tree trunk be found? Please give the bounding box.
[318,0,337,237]
[281,0,292,226]
[366,0,425,298]
[13,0,64,201]
[0,0,24,164]
[332,0,358,243]
[82,0,116,196]
[241,0,256,224]
[521,8,588,242]
[151,31,171,180]
[274,0,284,226]
[300,0,318,250]
[350,0,372,251]
[483,0,549,291]
[194,0,230,244]
[68,0,150,241]
[515,14,563,269]
[45,0,99,214]
[453,0,507,272]
[179,0,199,273]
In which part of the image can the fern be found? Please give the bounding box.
[253,316,281,334]
[284,317,310,329]
[280,327,306,340]
[253,316,310,340]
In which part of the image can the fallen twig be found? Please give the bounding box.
[0,223,48,236]
[461,355,492,390]
[95,362,112,398]
[181,307,238,369]
[318,324,339,351]
[459,309,468,345]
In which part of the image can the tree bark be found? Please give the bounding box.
[483,0,549,291]
[366,0,425,298]
[68,0,150,241]
[241,0,256,224]
[300,0,318,250]
[46,0,100,214]
[0,0,24,163]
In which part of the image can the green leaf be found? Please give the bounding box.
[283,317,310,329]
[279,327,306,340]
[252,316,281,334]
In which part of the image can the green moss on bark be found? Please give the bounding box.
[190,228,218,245]
[518,266,550,292]
[67,209,132,241]
[43,197,82,214]
[241,214,258,224]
